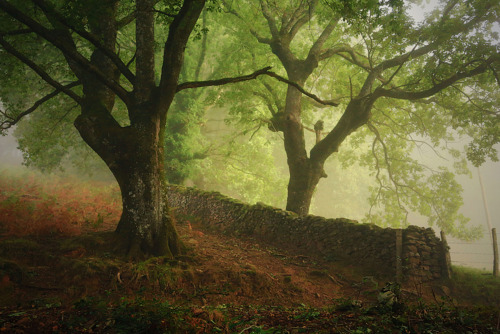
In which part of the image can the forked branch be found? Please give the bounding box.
[0,36,82,104]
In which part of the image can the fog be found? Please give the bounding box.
[1,128,498,271]
[0,129,23,166]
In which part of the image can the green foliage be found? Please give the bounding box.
[211,0,499,239]
[194,129,287,207]
[323,0,404,22]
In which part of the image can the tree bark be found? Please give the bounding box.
[286,158,325,216]
[75,107,181,258]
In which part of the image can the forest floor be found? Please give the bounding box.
[0,169,500,333]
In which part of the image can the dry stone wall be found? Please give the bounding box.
[167,185,450,282]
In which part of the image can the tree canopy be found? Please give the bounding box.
[211,0,499,238]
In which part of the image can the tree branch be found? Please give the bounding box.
[221,0,272,44]
[263,71,340,106]
[177,66,339,107]
[374,55,500,100]
[307,18,339,62]
[117,11,136,29]
[177,66,273,91]
[0,81,81,130]
[260,0,279,39]
[32,0,135,84]
[286,0,318,41]
[158,0,205,111]
[0,0,131,106]
[0,36,82,104]
[367,121,408,219]
[0,28,32,36]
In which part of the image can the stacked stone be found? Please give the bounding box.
[167,185,446,282]
[402,226,444,282]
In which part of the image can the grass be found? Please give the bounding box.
[449,265,500,306]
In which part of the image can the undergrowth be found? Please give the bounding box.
[3,296,498,333]
[0,169,121,237]
[449,265,500,306]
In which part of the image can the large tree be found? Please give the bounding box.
[220,0,500,229]
[0,0,278,257]
[3,4,287,207]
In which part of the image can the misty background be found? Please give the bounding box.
[1,128,499,271]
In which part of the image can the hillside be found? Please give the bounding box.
[1,170,499,333]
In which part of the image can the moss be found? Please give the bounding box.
[0,238,40,254]
[0,238,47,262]
[58,232,112,254]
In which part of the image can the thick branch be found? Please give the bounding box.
[286,0,318,41]
[375,43,435,72]
[260,0,279,38]
[117,11,136,29]
[0,0,131,106]
[0,28,32,36]
[159,0,205,111]
[0,36,82,104]
[0,81,81,130]
[310,96,373,163]
[307,18,339,62]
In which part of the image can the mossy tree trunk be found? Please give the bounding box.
[69,0,206,257]
[75,106,181,257]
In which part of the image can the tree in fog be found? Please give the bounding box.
[216,0,499,238]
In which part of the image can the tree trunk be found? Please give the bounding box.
[114,157,181,258]
[282,76,325,216]
[286,159,324,216]
[75,109,181,258]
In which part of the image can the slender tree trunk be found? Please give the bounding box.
[282,76,326,215]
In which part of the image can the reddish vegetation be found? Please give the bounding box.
[0,169,498,333]
[0,170,121,237]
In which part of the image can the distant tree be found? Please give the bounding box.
[218,0,499,238]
